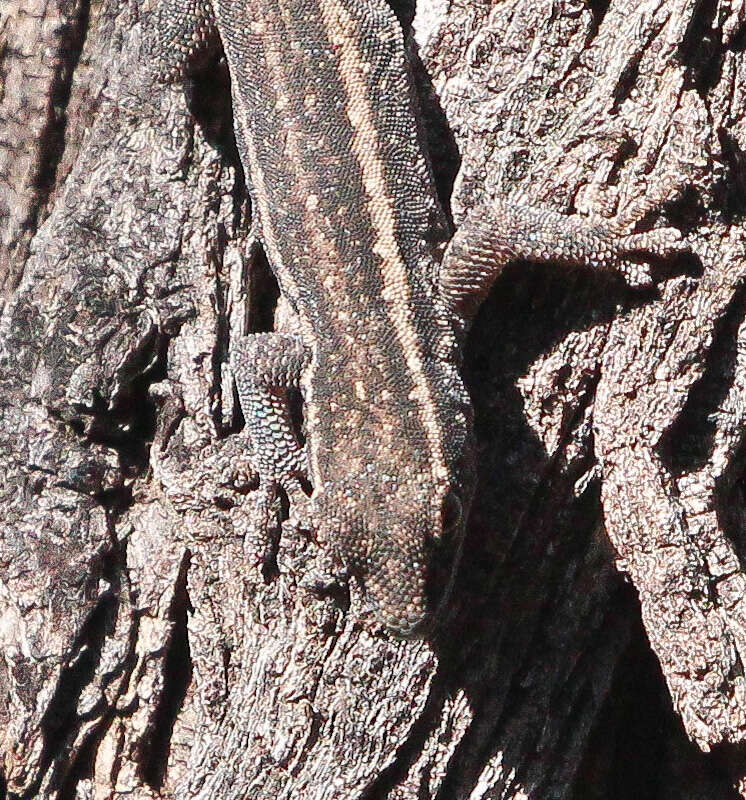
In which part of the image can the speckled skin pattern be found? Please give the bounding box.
[147,0,690,636]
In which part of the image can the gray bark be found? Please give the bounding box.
[1,0,745,798]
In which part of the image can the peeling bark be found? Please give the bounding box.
[1,0,745,798]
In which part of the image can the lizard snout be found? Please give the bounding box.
[359,519,461,639]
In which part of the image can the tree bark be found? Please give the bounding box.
[1,0,745,798]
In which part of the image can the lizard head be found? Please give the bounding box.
[319,474,470,638]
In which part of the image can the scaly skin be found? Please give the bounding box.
[145,0,690,636]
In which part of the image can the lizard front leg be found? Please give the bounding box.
[440,197,691,334]
[143,0,219,79]
[231,332,312,558]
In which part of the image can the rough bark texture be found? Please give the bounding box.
[1,0,745,798]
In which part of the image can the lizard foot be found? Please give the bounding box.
[243,482,281,569]
[617,226,693,288]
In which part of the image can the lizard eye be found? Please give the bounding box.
[440,491,463,535]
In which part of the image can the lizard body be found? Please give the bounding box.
[147,0,689,636]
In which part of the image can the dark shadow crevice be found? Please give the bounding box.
[586,0,611,33]
[383,0,416,30]
[659,279,746,478]
[139,551,193,789]
[58,717,110,800]
[679,0,725,94]
[185,55,237,162]
[714,128,746,221]
[25,587,119,799]
[48,327,171,510]
[573,598,741,800]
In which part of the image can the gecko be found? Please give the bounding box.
[146,0,690,636]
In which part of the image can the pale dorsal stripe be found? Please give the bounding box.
[316,0,448,484]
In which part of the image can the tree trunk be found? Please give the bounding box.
[1,0,745,798]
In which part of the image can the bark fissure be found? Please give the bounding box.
[34,589,119,797]
[139,551,193,788]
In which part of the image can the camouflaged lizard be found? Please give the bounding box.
[147,0,689,636]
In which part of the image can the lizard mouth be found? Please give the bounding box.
[387,614,435,640]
